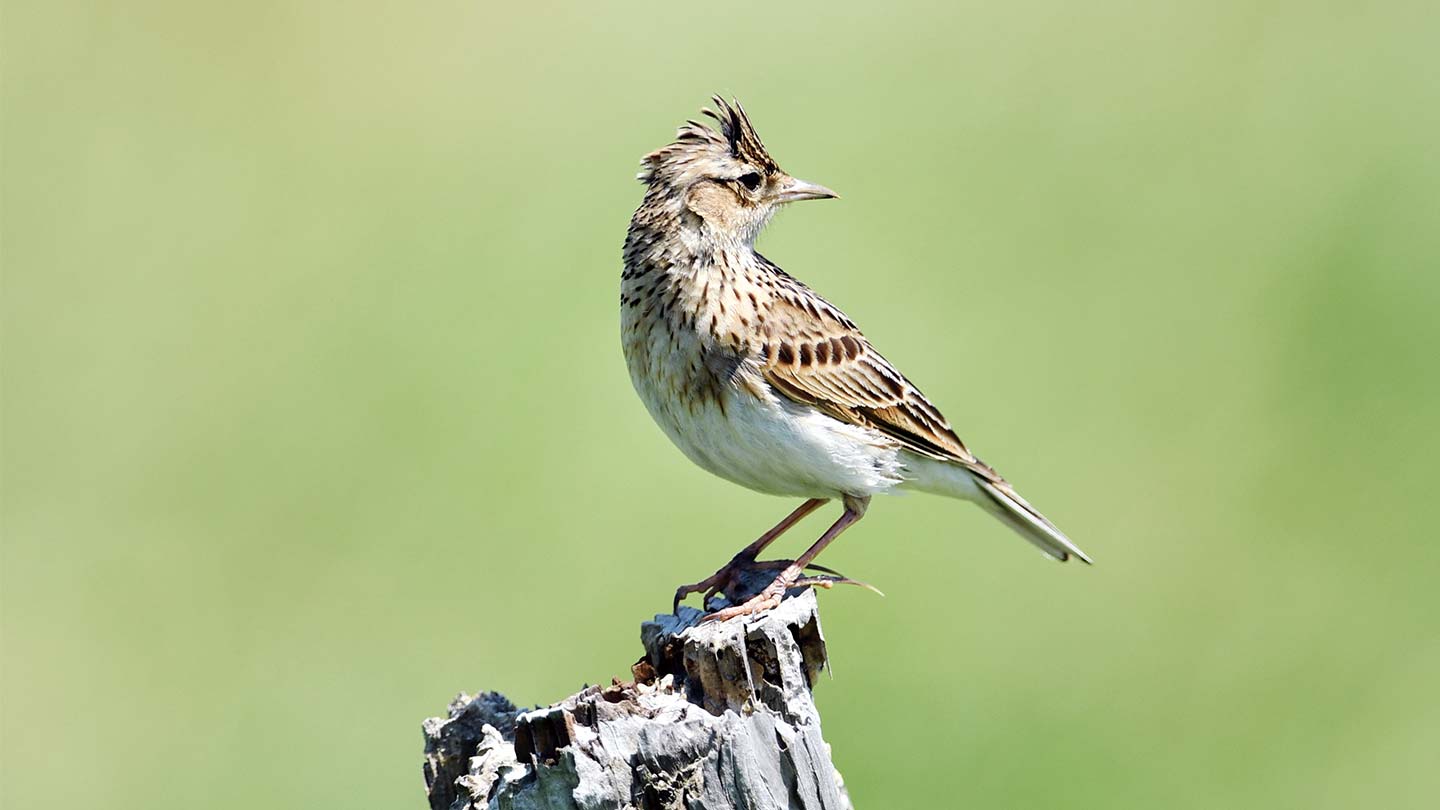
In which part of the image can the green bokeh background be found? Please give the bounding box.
[4,1,1438,807]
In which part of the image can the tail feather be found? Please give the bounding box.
[902,455,1093,563]
[973,478,1092,564]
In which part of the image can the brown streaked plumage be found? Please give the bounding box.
[621,97,1090,621]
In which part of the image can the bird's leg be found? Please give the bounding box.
[673,498,828,612]
[704,495,870,622]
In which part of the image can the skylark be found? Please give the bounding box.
[621,97,1090,621]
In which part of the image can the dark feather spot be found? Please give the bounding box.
[777,344,795,365]
[815,341,831,364]
[799,344,813,366]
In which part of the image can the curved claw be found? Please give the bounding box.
[673,553,769,613]
[674,571,727,614]
[700,582,726,608]
[792,574,885,597]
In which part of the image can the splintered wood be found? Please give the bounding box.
[422,590,853,810]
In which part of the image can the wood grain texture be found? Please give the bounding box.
[422,585,853,810]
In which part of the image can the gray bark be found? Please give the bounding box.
[421,589,853,810]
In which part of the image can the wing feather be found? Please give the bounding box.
[756,269,981,468]
[751,257,1089,562]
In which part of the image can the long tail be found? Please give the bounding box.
[904,456,1093,563]
[972,477,1092,564]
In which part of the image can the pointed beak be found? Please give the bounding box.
[774,176,839,203]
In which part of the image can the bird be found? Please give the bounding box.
[620,97,1090,622]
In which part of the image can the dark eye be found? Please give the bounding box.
[737,172,763,191]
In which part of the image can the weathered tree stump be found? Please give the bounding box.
[422,585,853,810]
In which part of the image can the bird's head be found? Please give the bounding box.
[638,96,837,245]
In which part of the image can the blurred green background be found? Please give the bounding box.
[4,1,1439,807]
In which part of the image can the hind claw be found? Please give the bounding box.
[792,574,885,597]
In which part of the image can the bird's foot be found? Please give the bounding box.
[673,555,786,613]
[700,566,796,623]
[673,555,856,615]
[699,565,882,623]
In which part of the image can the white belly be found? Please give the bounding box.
[631,366,906,499]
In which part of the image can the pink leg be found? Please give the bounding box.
[704,495,870,623]
[673,498,829,612]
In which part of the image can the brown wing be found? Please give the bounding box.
[754,267,1090,562]
[755,272,990,473]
